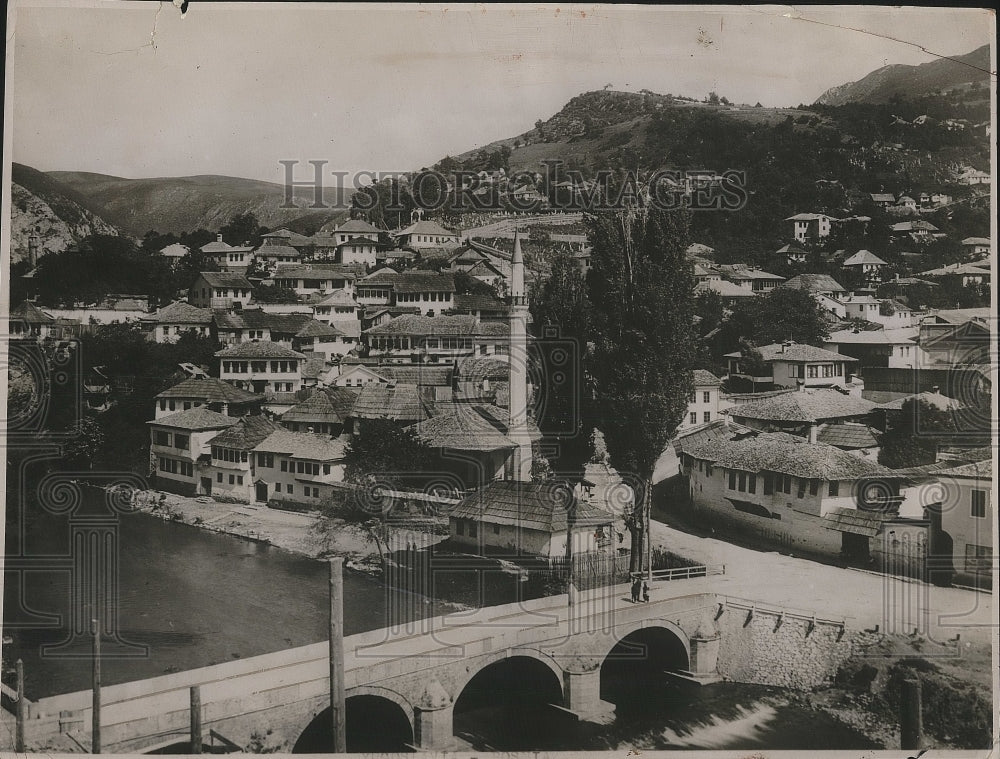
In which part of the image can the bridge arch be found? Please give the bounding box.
[599,620,691,706]
[451,649,565,750]
[449,645,565,703]
[291,688,414,753]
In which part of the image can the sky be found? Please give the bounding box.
[6,2,994,183]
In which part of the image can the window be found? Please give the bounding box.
[493,524,500,535]
[797,479,807,498]
[809,480,819,496]
[456,520,465,536]
[323,464,330,475]
[728,471,737,490]
[690,412,697,425]
[276,483,281,492]
[287,485,293,495]
[748,475,756,494]
[237,476,244,485]
[703,391,710,403]
[468,521,477,538]
[688,393,696,404]
[829,481,840,497]
[738,473,746,492]
[281,460,288,472]
[159,399,166,411]
[155,431,170,446]
[259,453,274,468]
[971,489,987,518]
[703,411,711,423]
[964,544,992,572]
[217,473,223,482]
[763,474,773,495]
[229,475,235,485]
[174,435,189,450]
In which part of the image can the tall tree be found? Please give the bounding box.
[879,399,957,469]
[586,207,697,572]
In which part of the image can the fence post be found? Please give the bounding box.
[900,677,923,750]
[15,659,26,752]
[190,685,202,753]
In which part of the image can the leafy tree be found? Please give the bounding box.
[453,271,495,296]
[718,287,829,352]
[707,92,720,105]
[219,212,268,248]
[252,284,299,303]
[586,207,697,572]
[879,399,957,469]
[62,418,106,470]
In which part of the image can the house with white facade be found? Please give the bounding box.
[188,272,254,310]
[272,264,359,296]
[148,301,213,343]
[926,459,992,587]
[395,219,461,249]
[726,342,858,390]
[365,314,509,362]
[841,250,888,283]
[960,237,990,259]
[205,415,281,501]
[785,213,833,242]
[216,341,306,394]
[252,429,347,506]
[678,370,723,429]
[337,237,378,267]
[824,327,923,370]
[355,271,457,316]
[148,408,237,495]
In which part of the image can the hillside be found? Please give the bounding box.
[10,163,122,264]
[48,171,349,237]
[815,45,991,106]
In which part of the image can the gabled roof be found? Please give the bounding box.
[307,289,358,308]
[350,383,436,422]
[694,279,755,298]
[453,293,508,313]
[717,265,785,281]
[693,369,722,388]
[365,314,508,336]
[874,391,962,412]
[148,407,239,431]
[214,311,312,333]
[296,320,344,338]
[448,481,613,533]
[397,219,459,238]
[361,270,456,294]
[726,388,874,423]
[253,429,346,460]
[281,387,358,426]
[273,264,362,281]
[215,341,306,359]
[338,236,379,247]
[781,274,846,293]
[918,262,991,277]
[826,328,917,345]
[961,237,990,246]
[336,219,380,234]
[785,212,832,221]
[376,364,454,386]
[936,459,992,479]
[870,193,895,202]
[815,423,880,449]
[208,415,280,450]
[195,271,253,289]
[726,342,857,364]
[156,377,264,404]
[417,402,541,452]
[9,300,55,324]
[685,431,892,480]
[842,250,888,267]
[152,301,213,325]
[256,244,302,259]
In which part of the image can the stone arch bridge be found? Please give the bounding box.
[14,578,857,753]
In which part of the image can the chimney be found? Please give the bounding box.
[797,380,806,392]
[217,233,224,242]
[931,386,939,394]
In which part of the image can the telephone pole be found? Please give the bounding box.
[329,558,346,753]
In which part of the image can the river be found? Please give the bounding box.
[3,493,876,751]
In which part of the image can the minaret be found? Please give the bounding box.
[508,231,533,482]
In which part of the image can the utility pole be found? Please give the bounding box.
[329,557,346,753]
[15,659,25,752]
[190,686,202,754]
[92,618,101,755]
[900,677,923,751]
[645,484,653,582]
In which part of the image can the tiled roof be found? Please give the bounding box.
[147,407,239,431]
[254,429,346,461]
[9,300,55,324]
[256,245,302,258]
[726,388,874,423]
[874,391,962,412]
[448,481,614,533]
[197,271,253,289]
[376,364,454,386]
[296,320,343,338]
[361,271,456,294]
[336,219,380,234]
[961,237,990,246]
[208,415,280,450]
[300,356,328,380]
[717,265,785,281]
[781,274,846,293]
[416,403,540,451]
[350,383,435,422]
[936,460,992,479]
[457,356,509,379]
[281,387,358,426]
[215,341,306,359]
[453,294,508,313]
[695,279,755,298]
[153,301,213,324]
[685,431,893,480]
[156,378,264,403]
[919,262,992,277]
[693,369,722,387]
[823,507,889,537]
[815,423,880,449]
[843,250,888,266]
[726,342,856,364]
[273,264,361,281]
[365,314,508,336]
[826,328,917,345]
[338,236,378,247]
[307,289,358,307]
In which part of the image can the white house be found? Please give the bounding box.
[961,237,990,259]
[841,250,888,283]
[337,237,378,267]
[272,264,358,296]
[927,459,992,587]
[726,342,858,389]
[395,219,461,249]
[188,272,254,310]
[678,370,723,429]
[331,219,381,246]
[785,213,833,242]
[149,301,213,343]
[252,429,347,506]
[148,408,237,496]
[824,327,923,370]
[216,341,306,394]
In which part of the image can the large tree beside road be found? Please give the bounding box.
[585,207,697,573]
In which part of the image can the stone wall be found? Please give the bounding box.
[715,603,861,690]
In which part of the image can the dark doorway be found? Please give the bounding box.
[200,477,212,495]
[292,696,413,753]
[453,656,565,750]
[600,627,690,707]
[255,481,268,503]
[841,532,870,563]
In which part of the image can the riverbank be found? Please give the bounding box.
[131,489,449,570]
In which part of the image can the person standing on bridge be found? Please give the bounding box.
[642,581,650,603]
[631,577,641,603]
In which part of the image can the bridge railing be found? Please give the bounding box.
[633,564,726,581]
